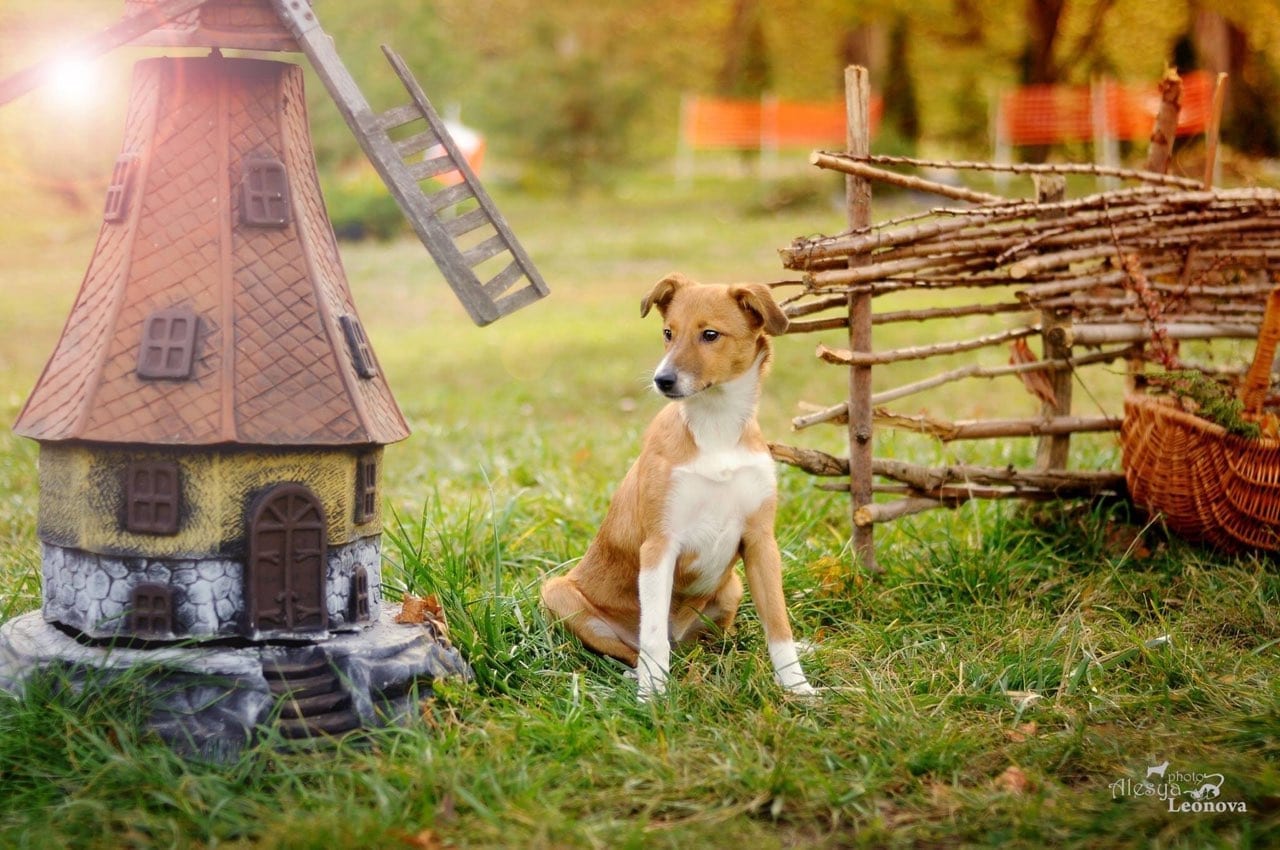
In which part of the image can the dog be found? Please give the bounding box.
[1188,774,1224,800]
[541,272,814,699]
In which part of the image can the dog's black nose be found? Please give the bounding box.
[653,371,677,394]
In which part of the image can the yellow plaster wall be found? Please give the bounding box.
[37,444,383,558]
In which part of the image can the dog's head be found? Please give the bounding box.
[640,272,789,400]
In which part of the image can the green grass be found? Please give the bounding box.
[0,171,1278,849]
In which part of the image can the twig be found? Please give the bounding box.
[872,410,1121,441]
[869,346,1132,405]
[785,300,1035,334]
[791,402,848,430]
[1203,72,1229,188]
[818,325,1040,367]
[1145,67,1182,175]
[769,442,848,476]
[810,152,1007,205]
[852,483,1112,526]
[855,498,949,526]
[1069,321,1259,346]
[871,457,1124,494]
[827,152,1204,189]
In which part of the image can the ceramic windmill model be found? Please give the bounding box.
[0,0,548,756]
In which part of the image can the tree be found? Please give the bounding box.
[881,16,921,151]
[471,11,647,194]
[1181,4,1280,158]
[718,0,772,98]
[1017,0,1116,84]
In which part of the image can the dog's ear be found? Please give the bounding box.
[641,272,693,318]
[731,283,789,336]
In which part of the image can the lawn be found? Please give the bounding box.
[0,170,1277,849]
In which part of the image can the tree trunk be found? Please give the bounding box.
[718,0,771,98]
[1020,0,1066,86]
[881,16,919,150]
[1187,9,1280,156]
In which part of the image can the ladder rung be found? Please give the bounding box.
[423,182,472,214]
[394,129,440,159]
[445,207,490,238]
[494,282,547,316]
[407,155,459,182]
[462,234,508,268]
[377,103,422,131]
[483,260,526,298]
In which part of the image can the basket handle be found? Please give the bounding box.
[1241,285,1280,415]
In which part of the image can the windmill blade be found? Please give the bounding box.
[271,1,548,327]
[0,0,211,108]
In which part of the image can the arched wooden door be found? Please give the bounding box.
[247,484,328,633]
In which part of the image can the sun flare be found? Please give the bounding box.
[45,54,99,108]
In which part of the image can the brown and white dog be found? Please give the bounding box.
[541,273,814,699]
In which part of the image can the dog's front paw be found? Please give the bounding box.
[636,680,666,703]
[783,680,821,699]
[636,668,667,703]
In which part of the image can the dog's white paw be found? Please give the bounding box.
[635,667,667,703]
[793,640,818,657]
[783,681,822,699]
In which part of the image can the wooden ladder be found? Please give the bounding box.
[273,1,549,326]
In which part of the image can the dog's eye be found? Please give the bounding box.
[701,329,720,342]
[663,328,672,342]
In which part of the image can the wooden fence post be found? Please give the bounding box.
[1090,77,1121,190]
[844,66,877,573]
[1033,174,1073,471]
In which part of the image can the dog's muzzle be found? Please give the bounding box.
[653,369,680,397]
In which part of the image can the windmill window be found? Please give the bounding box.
[103,154,138,223]
[240,154,291,227]
[350,566,371,623]
[137,307,199,380]
[354,452,379,523]
[340,315,379,379]
[125,461,181,535]
[128,583,176,636]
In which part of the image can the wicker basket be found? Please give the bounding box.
[1121,287,1280,553]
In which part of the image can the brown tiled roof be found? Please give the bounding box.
[14,57,410,447]
[124,0,301,52]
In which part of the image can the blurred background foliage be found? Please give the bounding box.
[0,0,1278,206]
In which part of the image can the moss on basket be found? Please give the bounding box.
[1144,369,1262,438]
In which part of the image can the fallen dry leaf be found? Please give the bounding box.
[1009,338,1058,407]
[436,793,457,824]
[1004,722,1039,743]
[396,594,450,641]
[925,780,960,816]
[811,555,858,596]
[995,765,1033,795]
[1102,523,1152,560]
[401,828,446,850]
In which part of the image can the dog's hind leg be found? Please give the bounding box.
[541,576,639,666]
[671,570,743,644]
[705,570,744,632]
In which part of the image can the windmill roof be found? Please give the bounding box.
[15,56,409,447]
[124,0,301,52]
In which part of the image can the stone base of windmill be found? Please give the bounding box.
[0,606,471,761]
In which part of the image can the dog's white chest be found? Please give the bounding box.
[665,446,775,596]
